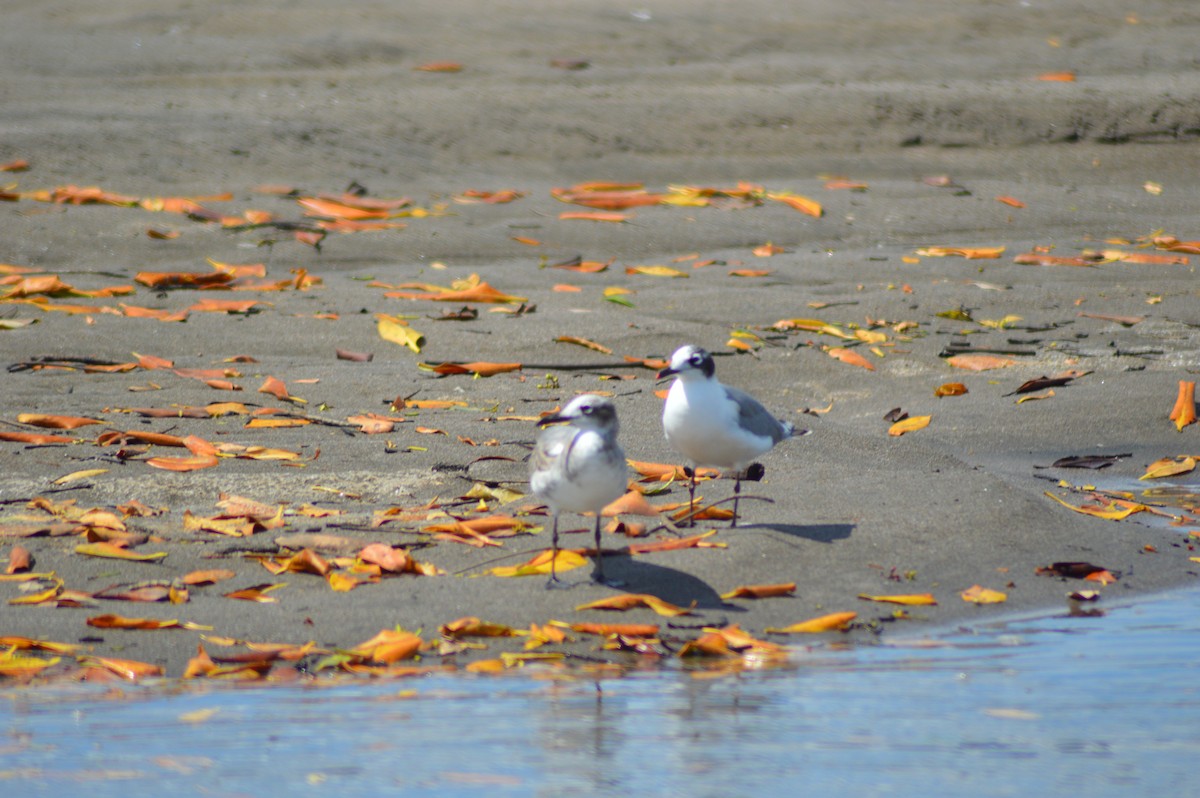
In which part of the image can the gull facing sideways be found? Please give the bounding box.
[658,345,797,526]
[530,394,628,587]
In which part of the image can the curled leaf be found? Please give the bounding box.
[765,611,857,634]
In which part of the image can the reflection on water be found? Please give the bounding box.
[4,590,1199,797]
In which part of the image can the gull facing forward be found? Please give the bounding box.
[530,394,627,587]
[658,345,796,526]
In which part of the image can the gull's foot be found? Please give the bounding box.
[744,462,766,482]
[544,576,583,590]
[590,569,625,589]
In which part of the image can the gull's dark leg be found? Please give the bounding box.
[731,473,741,527]
[683,465,696,527]
[545,513,565,589]
[590,515,623,587]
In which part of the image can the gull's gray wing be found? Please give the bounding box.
[724,385,794,443]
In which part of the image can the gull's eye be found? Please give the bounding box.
[580,404,594,415]
[690,355,703,366]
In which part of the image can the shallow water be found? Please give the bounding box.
[4,589,1199,798]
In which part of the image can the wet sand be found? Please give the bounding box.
[2,1,1200,678]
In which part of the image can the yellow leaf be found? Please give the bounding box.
[326,572,364,592]
[1139,456,1196,480]
[376,313,424,353]
[979,315,1023,329]
[489,549,588,577]
[0,650,61,676]
[602,286,633,297]
[1044,491,1146,520]
[960,585,1008,604]
[888,415,931,436]
[75,543,168,561]
[625,265,689,278]
[857,593,938,606]
[52,468,109,485]
[7,578,63,605]
[854,329,888,344]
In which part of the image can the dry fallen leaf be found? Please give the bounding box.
[719,583,796,600]
[935,382,968,398]
[575,594,695,617]
[961,585,1008,604]
[765,611,857,634]
[827,347,876,371]
[888,415,930,436]
[946,354,1017,371]
[857,593,938,605]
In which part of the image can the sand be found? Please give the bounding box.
[2,0,1200,678]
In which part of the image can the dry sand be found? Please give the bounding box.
[2,1,1200,678]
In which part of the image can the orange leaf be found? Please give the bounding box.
[627,530,723,555]
[145,453,220,472]
[119,304,190,322]
[16,413,103,430]
[916,246,1005,259]
[1036,71,1076,82]
[134,352,175,370]
[224,583,285,602]
[555,335,613,354]
[86,614,209,631]
[857,593,938,605]
[134,271,233,289]
[188,299,263,313]
[439,617,517,638]
[946,354,1017,371]
[568,622,659,638]
[0,431,75,444]
[182,569,236,586]
[357,543,414,574]
[296,197,390,221]
[729,269,771,277]
[6,546,32,574]
[767,192,823,217]
[414,61,463,72]
[720,583,797,600]
[1169,380,1197,431]
[751,243,785,257]
[420,361,523,377]
[274,548,332,576]
[766,611,858,633]
[995,195,1026,208]
[601,491,661,517]
[349,630,424,663]
[827,348,876,371]
[935,382,968,397]
[1084,569,1118,585]
[558,210,629,223]
[76,656,163,680]
[575,594,695,617]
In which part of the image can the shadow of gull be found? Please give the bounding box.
[740,523,854,544]
[599,555,735,612]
